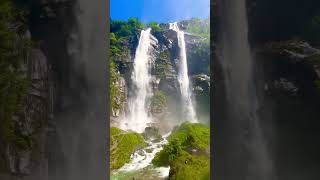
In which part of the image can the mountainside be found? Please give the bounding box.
[214,0,320,179]
[0,0,107,179]
[110,18,210,128]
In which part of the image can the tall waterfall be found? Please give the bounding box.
[121,28,157,133]
[218,0,274,179]
[169,22,197,123]
[50,0,107,179]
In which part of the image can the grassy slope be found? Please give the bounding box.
[110,127,147,170]
[152,122,210,179]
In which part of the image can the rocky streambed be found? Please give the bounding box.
[111,133,170,180]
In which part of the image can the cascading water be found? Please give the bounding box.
[169,22,197,123]
[120,28,157,133]
[217,0,275,179]
[50,0,107,180]
[112,133,171,179]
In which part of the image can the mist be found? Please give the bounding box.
[48,0,108,179]
[214,0,275,179]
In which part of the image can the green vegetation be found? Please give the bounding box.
[185,17,210,38]
[170,152,210,180]
[155,50,172,78]
[0,0,33,150]
[110,18,144,37]
[148,22,163,33]
[152,122,210,180]
[168,122,210,150]
[110,18,147,111]
[110,127,147,170]
[110,58,124,111]
[150,90,167,114]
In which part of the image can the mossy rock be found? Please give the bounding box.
[169,122,210,151]
[110,127,147,170]
[142,126,162,140]
[169,152,210,180]
[152,122,210,168]
[145,148,154,153]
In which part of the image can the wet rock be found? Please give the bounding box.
[273,78,299,95]
[1,48,49,178]
[143,127,162,140]
[145,148,154,153]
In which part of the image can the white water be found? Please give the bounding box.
[114,133,171,178]
[169,22,197,123]
[219,0,274,179]
[120,28,157,133]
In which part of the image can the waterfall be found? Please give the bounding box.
[120,28,157,133]
[50,0,107,179]
[218,0,274,179]
[169,22,197,123]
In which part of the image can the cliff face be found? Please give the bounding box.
[111,21,210,126]
[213,0,320,179]
[255,41,320,179]
[1,0,76,179]
[248,1,320,178]
[0,48,50,179]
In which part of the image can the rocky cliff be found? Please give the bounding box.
[213,0,320,179]
[110,19,210,127]
[1,0,86,179]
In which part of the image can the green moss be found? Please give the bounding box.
[169,122,210,150]
[110,127,123,136]
[110,58,124,111]
[148,22,162,33]
[150,90,167,114]
[152,123,210,178]
[152,122,210,167]
[152,140,183,167]
[169,152,210,180]
[155,50,172,78]
[0,0,33,150]
[110,127,147,170]
[185,17,210,38]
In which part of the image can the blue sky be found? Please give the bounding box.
[110,0,210,23]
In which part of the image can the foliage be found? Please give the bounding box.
[110,18,144,38]
[155,50,172,78]
[150,90,167,114]
[185,17,210,38]
[152,139,183,167]
[128,17,144,31]
[148,22,162,33]
[109,18,146,111]
[169,122,210,150]
[169,152,210,180]
[152,122,210,166]
[0,0,32,150]
[110,127,147,170]
[110,57,124,111]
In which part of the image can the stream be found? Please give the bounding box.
[111,133,170,180]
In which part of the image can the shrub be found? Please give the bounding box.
[148,22,162,33]
[110,127,147,170]
[152,122,210,167]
